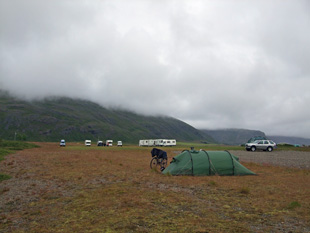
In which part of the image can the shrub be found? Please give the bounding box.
[0,174,11,182]
[208,180,217,186]
[287,201,301,210]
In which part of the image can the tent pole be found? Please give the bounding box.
[184,150,194,176]
[225,150,235,175]
[202,150,212,175]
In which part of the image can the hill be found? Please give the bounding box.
[200,128,266,145]
[0,91,214,143]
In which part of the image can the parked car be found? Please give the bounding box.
[97,141,104,146]
[117,141,122,147]
[60,139,66,147]
[245,140,277,152]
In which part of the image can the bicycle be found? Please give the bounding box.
[150,156,168,171]
[150,148,168,171]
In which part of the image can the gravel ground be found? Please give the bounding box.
[232,150,310,169]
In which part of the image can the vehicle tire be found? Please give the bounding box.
[150,157,158,169]
[267,146,273,152]
[251,146,256,152]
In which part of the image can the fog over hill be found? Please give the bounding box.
[0,92,214,143]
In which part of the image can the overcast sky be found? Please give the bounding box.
[1,0,310,138]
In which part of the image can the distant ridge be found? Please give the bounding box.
[0,91,214,143]
[268,135,310,146]
[200,128,266,145]
[200,128,310,146]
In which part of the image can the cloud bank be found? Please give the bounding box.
[1,0,310,138]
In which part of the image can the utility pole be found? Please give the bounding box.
[14,132,17,141]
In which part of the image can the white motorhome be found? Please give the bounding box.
[117,141,122,147]
[106,140,113,146]
[85,140,91,146]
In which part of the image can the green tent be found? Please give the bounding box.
[162,149,255,176]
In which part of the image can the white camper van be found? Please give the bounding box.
[106,140,113,146]
[117,141,123,147]
[60,139,66,147]
[85,140,91,146]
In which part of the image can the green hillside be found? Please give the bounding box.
[0,91,214,143]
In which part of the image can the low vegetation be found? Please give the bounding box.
[0,139,39,161]
[0,139,38,181]
[0,142,309,232]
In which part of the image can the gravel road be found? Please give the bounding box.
[232,150,310,169]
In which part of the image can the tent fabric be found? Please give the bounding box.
[162,150,255,176]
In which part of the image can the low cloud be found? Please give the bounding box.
[1,0,310,138]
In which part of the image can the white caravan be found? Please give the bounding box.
[139,139,154,146]
[148,139,155,146]
[139,140,148,146]
[162,139,176,146]
[154,139,164,146]
[139,139,176,147]
[85,140,91,146]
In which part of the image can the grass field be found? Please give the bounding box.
[0,140,39,182]
[0,142,310,232]
[0,140,39,160]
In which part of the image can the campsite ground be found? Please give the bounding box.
[1,143,310,232]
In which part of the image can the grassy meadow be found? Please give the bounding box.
[0,140,39,182]
[0,142,309,232]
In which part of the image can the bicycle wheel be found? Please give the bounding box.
[150,157,158,169]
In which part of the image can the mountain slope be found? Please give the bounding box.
[0,92,214,143]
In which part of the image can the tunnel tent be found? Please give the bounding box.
[162,149,255,176]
